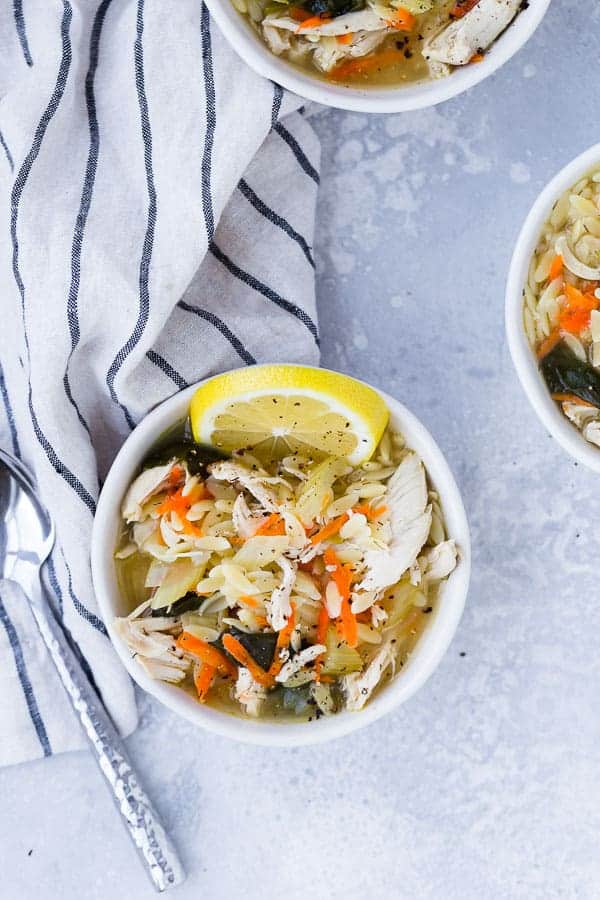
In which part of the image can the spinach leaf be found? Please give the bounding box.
[218,627,278,671]
[540,342,600,407]
[142,439,227,477]
[302,0,365,17]
[281,683,313,714]
[150,591,202,617]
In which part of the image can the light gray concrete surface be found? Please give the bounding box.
[3,1,600,898]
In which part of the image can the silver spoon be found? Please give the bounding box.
[0,448,185,892]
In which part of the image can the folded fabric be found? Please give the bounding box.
[0,0,320,767]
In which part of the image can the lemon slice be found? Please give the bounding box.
[189,365,389,465]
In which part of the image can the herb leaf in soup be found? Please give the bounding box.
[143,439,227,476]
[540,342,600,408]
[219,628,278,672]
[302,0,366,17]
[150,591,203,618]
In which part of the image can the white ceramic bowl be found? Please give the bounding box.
[206,0,551,114]
[506,143,600,473]
[91,367,471,746]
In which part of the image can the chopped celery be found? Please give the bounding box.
[115,551,151,609]
[150,558,207,610]
[320,626,362,676]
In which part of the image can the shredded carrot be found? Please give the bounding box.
[329,48,403,80]
[222,634,274,687]
[352,503,388,521]
[559,308,591,334]
[289,5,312,20]
[168,465,184,486]
[548,254,564,282]
[238,594,259,608]
[194,663,216,702]
[386,6,414,30]
[564,284,598,311]
[469,52,484,63]
[296,12,331,31]
[332,563,352,603]
[552,393,598,407]
[336,32,353,44]
[156,482,206,518]
[323,547,357,647]
[450,0,479,18]
[314,602,329,680]
[180,518,203,538]
[176,632,237,678]
[340,594,358,648]
[323,545,339,568]
[557,285,598,334]
[269,603,297,677]
[254,615,269,628]
[536,329,561,360]
[309,513,349,545]
[254,513,286,537]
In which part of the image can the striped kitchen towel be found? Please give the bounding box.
[0,0,320,767]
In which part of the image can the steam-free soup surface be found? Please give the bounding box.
[114,418,457,722]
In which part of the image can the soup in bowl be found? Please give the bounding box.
[206,0,551,112]
[506,145,600,472]
[92,365,470,745]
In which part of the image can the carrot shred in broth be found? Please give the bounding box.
[329,47,405,81]
[194,663,216,701]
[336,32,354,44]
[450,0,479,18]
[296,12,331,31]
[552,393,599,408]
[268,602,297,677]
[253,512,286,536]
[289,5,312,19]
[177,632,237,678]
[385,6,415,30]
[549,254,564,282]
[222,634,274,687]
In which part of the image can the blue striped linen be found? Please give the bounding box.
[0,0,320,767]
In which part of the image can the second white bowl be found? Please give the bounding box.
[505,143,600,473]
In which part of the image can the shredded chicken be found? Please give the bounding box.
[424,0,520,66]
[121,461,178,523]
[113,616,188,683]
[235,667,267,716]
[358,453,432,593]
[209,460,281,511]
[262,9,388,73]
[342,641,396,711]
[275,644,326,683]
[267,556,297,630]
[420,539,458,582]
[232,493,259,538]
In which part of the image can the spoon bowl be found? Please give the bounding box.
[0,448,54,598]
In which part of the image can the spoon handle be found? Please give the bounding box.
[23,577,185,892]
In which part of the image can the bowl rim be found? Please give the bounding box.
[91,365,471,747]
[505,142,600,474]
[204,0,552,114]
